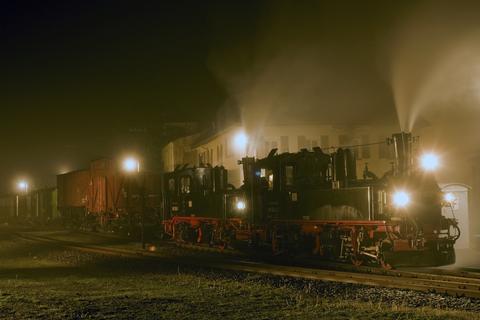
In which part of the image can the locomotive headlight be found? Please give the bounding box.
[236,200,246,211]
[442,192,458,209]
[420,152,439,172]
[392,190,410,208]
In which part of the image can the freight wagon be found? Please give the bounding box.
[57,158,162,231]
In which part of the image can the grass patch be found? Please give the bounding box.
[1,269,478,319]
[0,230,478,319]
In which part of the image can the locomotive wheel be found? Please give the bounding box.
[379,256,393,270]
[218,241,226,252]
[378,240,393,270]
[351,255,363,267]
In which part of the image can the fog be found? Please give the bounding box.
[209,2,480,252]
[211,1,480,183]
[210,1,399,138]
[389,1,480,185]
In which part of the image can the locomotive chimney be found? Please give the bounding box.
[391,132,413,176]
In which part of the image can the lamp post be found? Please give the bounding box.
[16,180,29,218]
[122,157,145,249]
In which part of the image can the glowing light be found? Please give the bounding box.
[122,157,140,173]
[444,192,456,203]
[58,166,70,174]
[233,131,248,154]
[236,200,246,210]
[392,190,410,208]
[17,180,29,193]
[420,153,439,171]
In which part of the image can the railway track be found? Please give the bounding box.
[15,232,480,299]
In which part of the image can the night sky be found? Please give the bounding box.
[1,1,260,191]
[2,1,480,192]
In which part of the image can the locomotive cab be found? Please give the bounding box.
[163,165,228,220]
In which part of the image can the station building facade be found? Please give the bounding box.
[162,123,399,188]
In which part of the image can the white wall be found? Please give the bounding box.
[440,183,471,249]
[184,124,398,187]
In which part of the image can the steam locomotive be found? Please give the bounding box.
[162,132,460,268]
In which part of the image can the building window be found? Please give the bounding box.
[225,139,232,158]
[280,136,289,153]
[219,144,223,163]
[361,135,370,159]
[353,146,360,159]
[311,140,318,148]
[339,134,350,147]
[264,141,270,157]
[297,136,308,150]
[321,135,329,150]
[379,136,389,159]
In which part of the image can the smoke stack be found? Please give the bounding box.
[391,132,413,176]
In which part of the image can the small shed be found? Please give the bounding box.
[440,183,471,249]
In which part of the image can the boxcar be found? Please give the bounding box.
[57,158,162,229]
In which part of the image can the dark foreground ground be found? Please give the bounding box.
[0,228,479,320]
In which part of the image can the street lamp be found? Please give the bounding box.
[233,131,248,154]
[17,180,28,193]
[121,157,145,249]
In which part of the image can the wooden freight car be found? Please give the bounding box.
[57,158,162,230]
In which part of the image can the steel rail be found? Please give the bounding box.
[15,233,480,299]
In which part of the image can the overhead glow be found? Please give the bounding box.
[420,152,439,171]
[444,192,456,203]
[392,190,410,208]
[122,157,140,173]
[233,131,248,154]
[17,180,29,192]
[58,165,70,174]
[236,200,246,210]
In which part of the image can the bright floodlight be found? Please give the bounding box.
[17,180,28,192]
[236,200,246,210]
[233,131,248,153]
[444,192,456,203]
[392,190,410,208]
[420,153,439,171]
[123,157,140,173]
